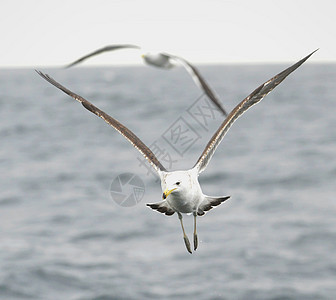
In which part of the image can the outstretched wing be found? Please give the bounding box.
[65,44,140,68]
[197,195,230,216]
[36,70,167,174]
[193,50,317,174]
[167,54,228,116]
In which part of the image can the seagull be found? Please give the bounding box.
[37,50,316,253]
[65,44,228,116]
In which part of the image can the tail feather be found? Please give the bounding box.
[197,195,230,216]
[146,200,175,216]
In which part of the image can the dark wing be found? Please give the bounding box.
[36,70,167,174]
[197,195,230,216]
[193,50,317,174]
[65,44,141,68]
[167,54,228,116]
[146,200,175,216]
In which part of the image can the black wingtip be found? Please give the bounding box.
[291,49,318,71]
[303,49,319,61]
[35,69,44,77]
[64,62,76,69]
[35,69,49,81]
[310,48,319,56]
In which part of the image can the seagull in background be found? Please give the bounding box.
[38,50,316,253]
[65,44,228,116]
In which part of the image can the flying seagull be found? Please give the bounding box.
[37,50,316,253]
[65,44,228,116]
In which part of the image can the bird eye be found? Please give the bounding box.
[176,181,181,185]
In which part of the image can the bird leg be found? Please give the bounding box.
[193,212,198,251]
[177,212,192,254]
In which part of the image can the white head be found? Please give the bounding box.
[161,170,199,200]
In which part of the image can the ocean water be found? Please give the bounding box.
[0,62,335,300]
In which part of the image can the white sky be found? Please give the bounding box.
[1,0,335,67]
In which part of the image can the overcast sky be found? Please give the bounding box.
[1,0,335,67]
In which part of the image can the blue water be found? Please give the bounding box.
[0,63,335,299]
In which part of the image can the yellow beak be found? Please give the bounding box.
[162,188,177,199]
